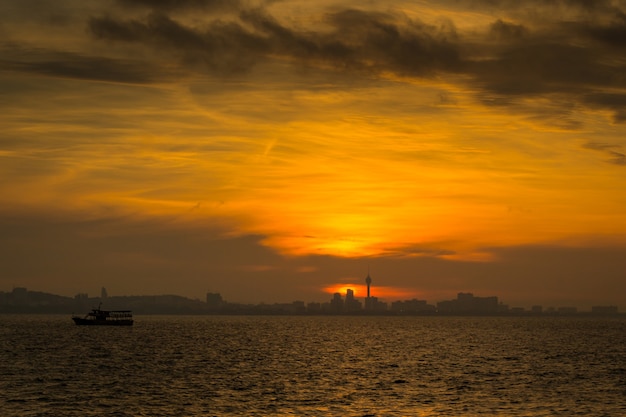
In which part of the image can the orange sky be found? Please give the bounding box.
[1,0,626,309]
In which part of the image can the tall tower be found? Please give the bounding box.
[364,268,376,311]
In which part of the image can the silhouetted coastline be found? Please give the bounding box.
[0,287,620,317]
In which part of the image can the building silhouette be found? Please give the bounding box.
[206,292,223,308]
[364,269,379,311]
[1,283,619,316]
[345,289,362,311]
[391,298,435,314]
[437,292,499,314]
[330,292,344,313]
[591,305,618,315]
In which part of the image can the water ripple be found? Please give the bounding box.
[1,315,625,416]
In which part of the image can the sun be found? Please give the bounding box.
[322,283,422,301]
[323,284,367,297]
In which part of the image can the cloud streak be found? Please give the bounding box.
[583,141,626,165]
[82,1,626,121]
[4,0,623,120]
[0,47,157,84]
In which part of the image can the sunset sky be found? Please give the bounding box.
[2,0,626,309]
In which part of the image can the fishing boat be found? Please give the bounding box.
[72,303,133,326]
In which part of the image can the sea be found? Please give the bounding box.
[1,315,625,416]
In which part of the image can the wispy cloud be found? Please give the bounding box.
[583,141,626,166]
[0,47,158,83]
[3,0,624,121]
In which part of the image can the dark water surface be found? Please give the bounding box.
[1,315,625,416]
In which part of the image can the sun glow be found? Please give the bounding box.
[323,284,421,300]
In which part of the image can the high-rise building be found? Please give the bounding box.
[345,288,362,311]
[364,270,374,311]
[437,292,499,314]
[330,292,343,312]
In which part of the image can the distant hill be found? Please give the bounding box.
[0,288,211,314]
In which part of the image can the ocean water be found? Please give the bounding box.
[1,315,625,416]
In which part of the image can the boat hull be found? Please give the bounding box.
[72,317,134,326]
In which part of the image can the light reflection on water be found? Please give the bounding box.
[1,315,625,416]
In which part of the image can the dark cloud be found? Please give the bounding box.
[88,4,624,101]
[583,142,616,151]
[464,7,626,120]
[89,7,461,78]
[240,8,463,75]
[238,9,328,62]
[583,141,626,166]
[471,43,603,96]
[322,9,461,75]
[115,0,242,12]
[523,107,584,131]
[585,19,626,48]
[489,19,529,40]
[0,48,156,84]
[583,93,626,123]
[89,13,264,75]
[608,151,626,165]
[564,3,626,48]
[88,14,148,42]
[450,0,618,14]
[5,0,618,121]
